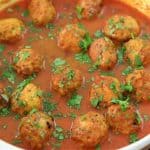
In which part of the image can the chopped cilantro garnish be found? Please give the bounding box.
[76,5,83,19]
[53,126,65,141]
[2,65,16,84]
[51,58,67,73]
[135,112,142,124]
[94,30,104,39]
[67,70,75,80]
[21,9,29,17]
[122,66,133,76]
[111,98,129,111]
[68,112,77,119]
[141,33,150,40]
[110,82,118,94]
[117,46,126,64]
[0,44,6,53]
[100,71,115,77]
[75,52,92,64]
[134,55,143,69]
[91,95,104,108]
[95,144,101,150]
[121,82,133,92]
[129,133,139,143]
[67,93,83,109]
[79,33,93,52]
[14,75,35,100]
[43,100,57,113]
[0,107,10,117]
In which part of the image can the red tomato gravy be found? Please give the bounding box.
[0,0,150,150]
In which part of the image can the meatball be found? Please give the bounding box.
[13,48,43,77]
[126,69,150,102]
[89,37,117,70]
[125,38,150,67]
[51,58,82,96]
[90,76,120,108]
[11,83,43,115]
[0,18,25,43]
[107,105,139,134]
[76,0,102,19]
[19,111,54,150]
[57,24,86,53]
[72,111,108,147]
[29,0,56,26]
[104,15,140,41]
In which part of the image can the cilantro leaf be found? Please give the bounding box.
[67,93,83,109]
[79,33,93,52]
[75,52,92,64]
[117,46,126,64]
[122,66,133,76]
[129,133,139,143]
[76,5,83,19]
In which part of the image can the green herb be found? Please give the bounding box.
[14,114,21,120]
[79,33,93,52]
[14,75,35,100]
[88,59,100,73]
[67,93,83,109]
[12,139,22,145]
[111,98,129,111]
[95,144,101,150]
[122,66,133,76]
[29,108,38,115]
[110,82,118,94]
[129,133,139,143]
[27,21,42,33]
[53,112,66,119]
[120,82,133,92]
[51,58,67,73]
[141,33,150,40]
[91,95,103,108]
[46,23,55,30]
[108,17,125,34]
[76,5,83,19]
[21,9,29,17]
[75,52,92,64]
[52,142,62,149]
[0,44,6,53]
[134,55,143,69]
[143,114,150,122]
[67,70,75,80]
[2,65,16,84]
[94,30,104,38]
[0,108,10,116]
[68,112,77,119]
[117,46,126,64]
[100,71,115,77]
[53,126,65,141]
[43,101,57,113]
[135,112,142,124]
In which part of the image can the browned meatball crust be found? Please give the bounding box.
[89,37,117,70]
[104,15,140,41]
[29,0,56,26]
[89,75,120,108]
[51,58,82,96]
[126,69,150,102]
[107,105,140,134]
[13,48,43,77]
[57,24,86,53]
[11,83,43,115]
[125,38,150,67]
[0,18,25,43]
[19,111,54,150]
[76,0,102,19]
[72,111,108,147]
